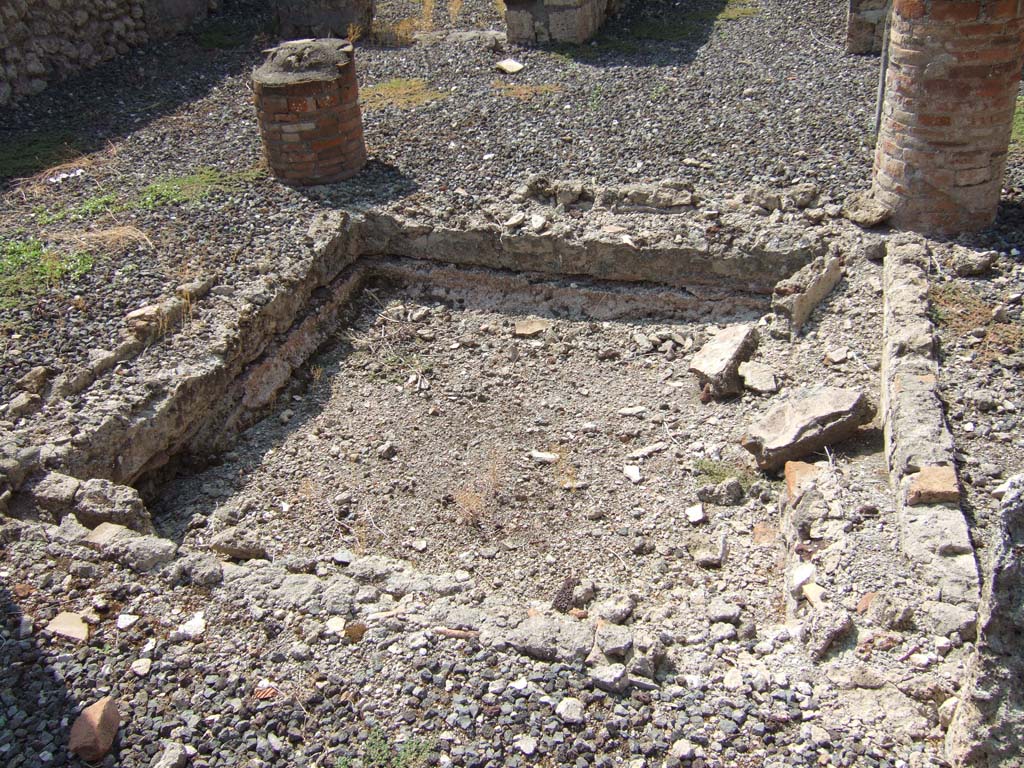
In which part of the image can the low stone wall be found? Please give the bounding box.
[881,239,979,638]
[0,0,212,106]
[845,0,888,54]
[505,0,622,45]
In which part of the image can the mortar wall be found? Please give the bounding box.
[846,0,890,53]
[0,0,212,107]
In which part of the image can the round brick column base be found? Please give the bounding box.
[871,0,1024,234]
[252,39,367,186]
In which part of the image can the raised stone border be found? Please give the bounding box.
[0,202,819,518]
[881,239,979,637]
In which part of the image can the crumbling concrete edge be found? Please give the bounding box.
[881,240,979,638]
[945,474,1024,767]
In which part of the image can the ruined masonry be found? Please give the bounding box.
[846,0,890,54]
[0,0,212,105]
[871,0,1024,233]
[504,0,623,45]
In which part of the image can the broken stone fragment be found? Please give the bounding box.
[841,191,891,228]
[693,533,728,569]
[949,246,996,278]
[738,361,778,394]
[210,526,269,561]
[513,318,550,338]
[69,697,120,762]
[590,663,629,693]
[905,465,960,506]
[771,254,843,337]
[740,387,876,471]
[804,607,853,660]
[15,365,49,394]
[688,324,758,397]
[6,392,41,419]
[696,477,744,506]
[30,472,81,519]
[74,479,154,533]
[506,613,595,663]
[45,611,90,642]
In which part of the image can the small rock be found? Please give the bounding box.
[623,465,642,484]
[210,526,268,561]
[591,663,629,693]
[15,365,49,393]
[707,599,741,624]
[130,658,152,677]
[377,441,397,459]
[738,361,778,394]
[152,742,188,768]
[842,191,891,228]
[685,502,706,524]
[514,319,551,337]
[950,248,996,277]
[741,387,876,470]
[824,346,849,365]
[116,614,140,630]
[496,58,524,74]
[670,738,696,760]
[555,696,585,724]
[529,449,560,464]
[69,697,119,762]
[688,324,759,397]
[45,612,90,642]
[697,477,744,506]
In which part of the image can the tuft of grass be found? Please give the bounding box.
[492,81,563,101]
[930,282,1024,360]
[36,192,122,225]
[369,14,423,46]
[0,132,83,180]
[361,78,448,111]
[0,238,93,310]
[137,166,264,208]
[694,458,759,489]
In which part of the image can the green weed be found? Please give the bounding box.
[0,238,93,310]
[694,458,758,489]
[335,728,432,768]
[138,166,264,208]
[35,192,122,225]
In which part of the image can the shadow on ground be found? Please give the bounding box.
[541,0,739,68]
[0,2,274,189]
[0,578,79,766]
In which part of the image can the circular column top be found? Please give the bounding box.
[253,38,355,86]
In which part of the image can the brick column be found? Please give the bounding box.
[252,39,367,186]
[871,0,1024,234]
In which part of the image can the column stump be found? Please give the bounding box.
[252,39,367,186]
[871,0,1024,234]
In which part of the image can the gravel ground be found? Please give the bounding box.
[2,1,1024,766]
[1,252,976,768]
[4,0,998,399]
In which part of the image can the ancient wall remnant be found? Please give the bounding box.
[504,0,622,45]
[0,0,213,106]
[274,0,375,39]
[252,39,367,186]
[846,0,889,53]
[871,0,1024,234]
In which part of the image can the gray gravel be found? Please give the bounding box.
[0,0,946,399]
